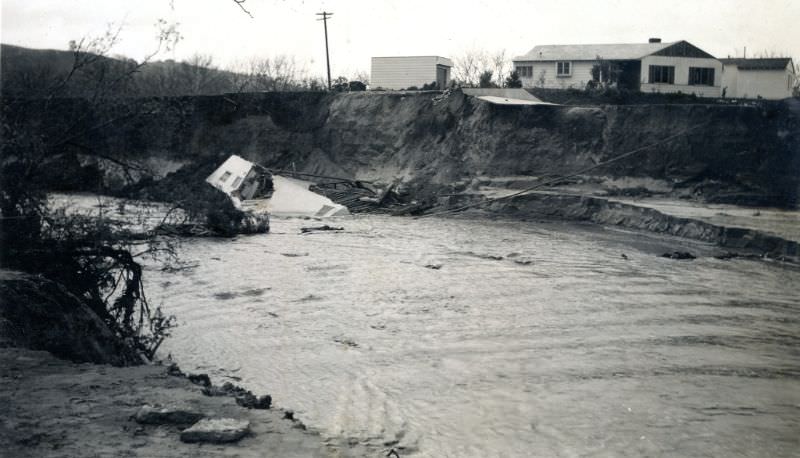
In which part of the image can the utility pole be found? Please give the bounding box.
[316,11,333,90]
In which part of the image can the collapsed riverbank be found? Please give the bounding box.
[4,91,798,208]
[2,90,798,455]
[438,191,799,262]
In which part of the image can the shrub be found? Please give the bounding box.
[348,81,366,91]
[505,71,522,88]
[479,70,496,88]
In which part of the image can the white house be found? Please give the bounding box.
[513,39,723,97]
[720,58,796,100]
[370,56,453,90]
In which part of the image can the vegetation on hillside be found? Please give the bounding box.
[0,43,373,97]
[0,25,186,363]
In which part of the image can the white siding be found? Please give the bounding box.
[722,64,795,99]
[640,55,723,97]
[370,56,451,90]
[515,61,595,89]
[514,55,726,97]
[206,155,254,195]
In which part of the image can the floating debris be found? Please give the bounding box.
[333,336,359,347]
[301,225,344,234]
[660,251,696,260]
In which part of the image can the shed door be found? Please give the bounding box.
[436,66,449,89]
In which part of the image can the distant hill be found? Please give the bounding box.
[2,44,125,96]
[2,43,91,74]
[0,44,316,97]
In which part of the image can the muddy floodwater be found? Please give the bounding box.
[149,215,800,457]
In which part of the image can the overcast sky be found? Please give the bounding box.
[2,0,798,77]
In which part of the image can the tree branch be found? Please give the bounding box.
[232,0,253,18]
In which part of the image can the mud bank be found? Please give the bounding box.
[4,92,799,207]
[0,270,143,365]
[462,192,799,261]
[0,347,375,457]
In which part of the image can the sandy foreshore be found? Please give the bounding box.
[0,347,376,457]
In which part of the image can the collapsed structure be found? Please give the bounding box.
[206,155,350,218]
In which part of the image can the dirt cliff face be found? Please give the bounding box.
[4,92,798,207]
[311,93,798,206]
[0,271,141,365]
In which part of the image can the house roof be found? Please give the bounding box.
[514,42,676,62]
[720,57,792,71]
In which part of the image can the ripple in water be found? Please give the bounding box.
[150,215,800,457]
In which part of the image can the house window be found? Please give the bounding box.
[231,176,243,189]
[219,171,232,182]
[689,67,715,86]
[556,61,571,77]
[516,66,533,78]
[649,65,675,84]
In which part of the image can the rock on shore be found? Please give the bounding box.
[0,347,376,457]
[180,418,251,444]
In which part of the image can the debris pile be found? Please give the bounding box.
[310,177,410,214]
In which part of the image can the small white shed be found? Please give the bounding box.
[370,56,453,90]
[720,58,796,100]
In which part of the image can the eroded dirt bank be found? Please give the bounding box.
[465,192,799,261]
[4,92,799,207]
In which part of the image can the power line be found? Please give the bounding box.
[316,11,333,90]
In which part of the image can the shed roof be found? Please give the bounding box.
[720,57,793,71]
[514,41,676,61]
[371,56,453,67]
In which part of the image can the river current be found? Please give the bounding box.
[149,215,799,457]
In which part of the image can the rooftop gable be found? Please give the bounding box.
[514,40,715,62]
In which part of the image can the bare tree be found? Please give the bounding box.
[231,0,253,18]
[536,69,547,88]
[349,70,370,85]
[491,49,510,87]
[452,49,487,87]
[453,48,510,88]
[243,55,308,91]
[181,53,230,94]
[1,22,184,363]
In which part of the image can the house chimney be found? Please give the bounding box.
[649,38,662,43]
